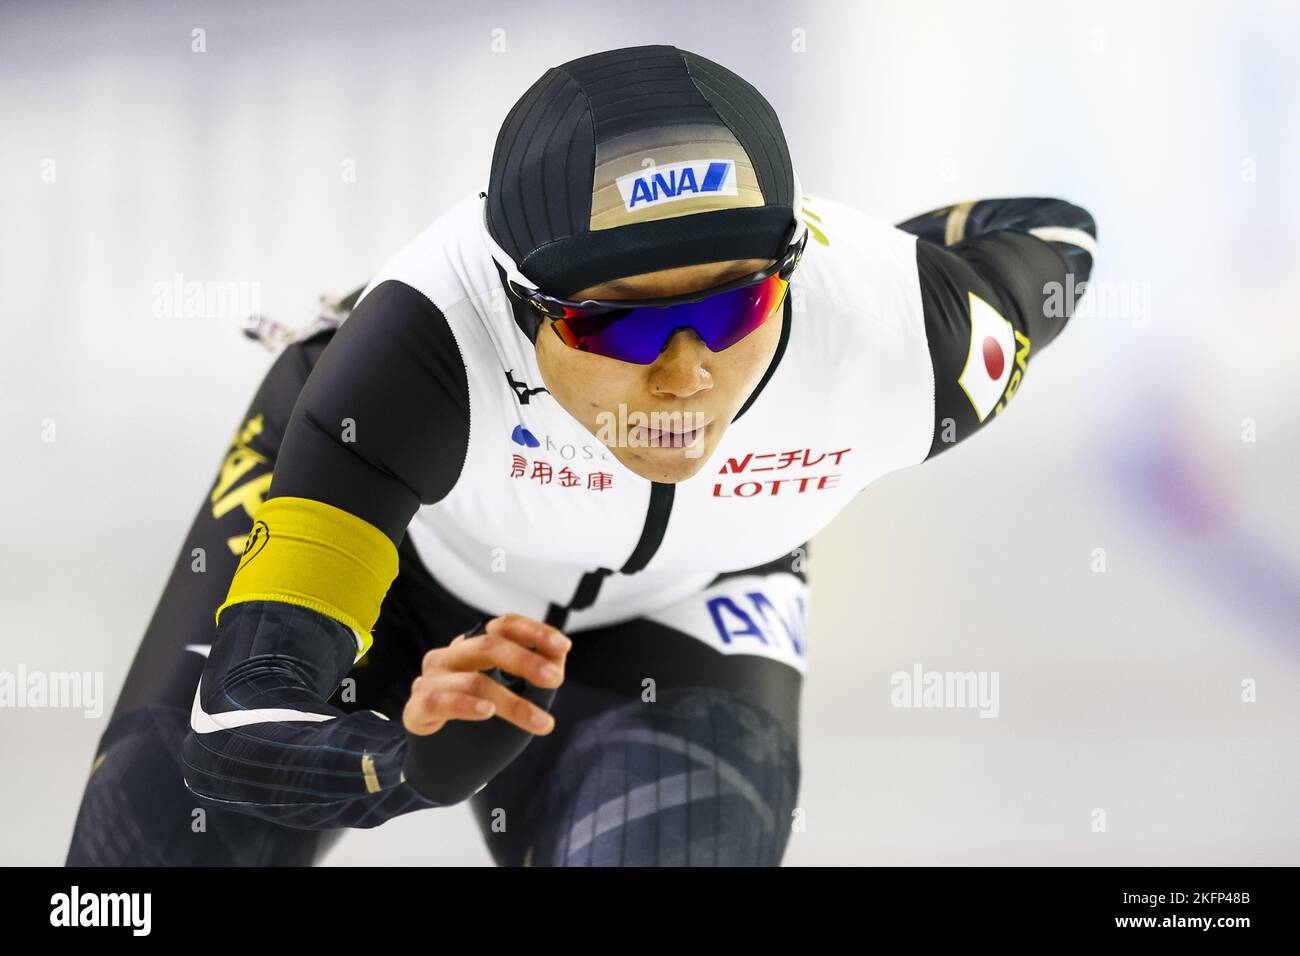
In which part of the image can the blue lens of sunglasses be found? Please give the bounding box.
[552,274,789,365]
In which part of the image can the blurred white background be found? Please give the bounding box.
[2,0,1296,865]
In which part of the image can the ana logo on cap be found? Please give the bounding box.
[615,160,738,212]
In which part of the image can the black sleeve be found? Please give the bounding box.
[899,198,1097,459]
[182,600,447,827]
[269,279,471,540]
[182,280,496,828]
[898,196,1096,284]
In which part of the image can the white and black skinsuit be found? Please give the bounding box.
[66,190,1096,866]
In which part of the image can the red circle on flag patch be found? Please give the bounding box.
[982,337,1005,379]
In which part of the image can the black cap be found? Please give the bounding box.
[486,44,799,299]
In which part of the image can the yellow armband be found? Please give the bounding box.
[216,496,399,657]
